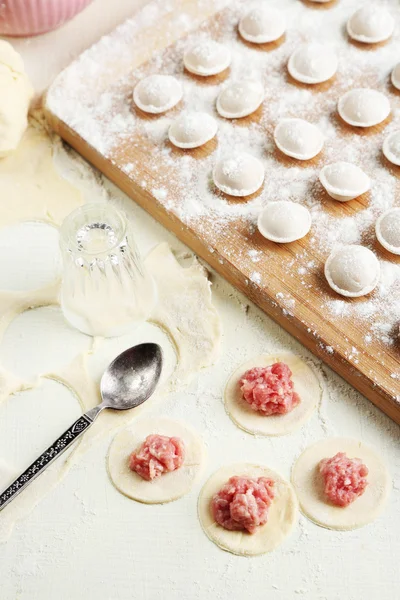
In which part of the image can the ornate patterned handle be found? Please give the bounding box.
[0,413,94,511]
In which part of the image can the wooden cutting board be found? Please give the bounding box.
[44,0,400,424]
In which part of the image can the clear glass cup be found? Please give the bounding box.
[59,203,157,337]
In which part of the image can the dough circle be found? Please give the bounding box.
[213,152,264,197]
[347,6,394,44]
[224,353,321,436]
[291,438,390,531]
[382,130,400,166]
[338,89,390,128]
[319,162,370,202]
[107,417,205,504]
[258,201,311,243]
[324,245,380,298]
[133,74,182,114]
[183,40,231,76]
[198,463,298,555]
[391,63,400,91]
[168,112,217,149]
[274,118,323,160]
[238,6,286,44]
[376,208,400,255]
[216,80,264,119]
[288,44,338,85]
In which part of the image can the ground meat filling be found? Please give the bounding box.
[239,362,300,416]
[211,476,275,534]
[319,452,369,507]
[129,434,185,481]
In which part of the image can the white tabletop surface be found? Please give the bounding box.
[1,2,400,599]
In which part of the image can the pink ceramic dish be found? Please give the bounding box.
[0,0,93,36]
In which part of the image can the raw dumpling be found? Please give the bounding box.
[324,245,380,298]
[258,201,311,243]
[216,80,264,119]
[238,6,286,44]
[288,44,338,85]
[133,74,183,114]
[168,112,217,149]
[382,131,400,166]
[347,6,394,44]
[391,63,400,91]
[376,208,400,255]
[183,40,231,76]
[274,118,324,160]
[213,152,264,196]
[319,162,370,202]
[338,89,390,128]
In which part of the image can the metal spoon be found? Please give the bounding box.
[0,342,163,511]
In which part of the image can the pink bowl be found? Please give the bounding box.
[0,0,93,36]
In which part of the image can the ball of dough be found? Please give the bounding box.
[198,463,298,555]
[319,162,370,202]
[324,244,380,298]
[274,118,324,160]
[183,40,231,76]
[213,152,264,197]
[216,80,264,119]
[224,353,321,436]
[391,63,400,91]
[376,208,400,255]
[133,74,183,114]
[347,6,394,44]
[288,44,338,85]
[258,201,311,243]
[338,89,390,128]
[291,438,391,531]
[382,130,400,166]
[107,417,206,504]
[168,112,217,149]
[0,41,33,157]
[238,6,286,44]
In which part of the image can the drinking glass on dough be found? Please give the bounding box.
[59,203,157,337]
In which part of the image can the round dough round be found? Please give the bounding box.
[216,80,264,119]
[288,44,338,85]
[319,162,370,202]
[391,63,400,91]
[198,463,298,555]
[107,417,205,504]
[291,438,390,531]
[376,208,400,255]
[347,6,394,44]
[258,201,311,243]
[274,118,324,161]
[133,74,183,114]
[338,88,390,128]
[238,6,285,44]
[168,112,217,149]
[183,40,231,76]
[382,130,400,166]
[213,153,264,197]
[224,353,321,436]
[324,245,380,298]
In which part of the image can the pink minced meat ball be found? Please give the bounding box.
[129,434,185,481]
[211,475,275,534]
[319,452,369,507]
[239,362,300,415]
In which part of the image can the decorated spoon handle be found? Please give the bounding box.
[0,406,101,511]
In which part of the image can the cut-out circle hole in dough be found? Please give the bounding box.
[224,353,321,436]
[238,7,286,44]
[319,162,370,202]
[0,305,91,382]
[382,130,400,166]
[0,221,60,292]
[168,112,217,149]
[198,463,298,556]
[376,208,400,255]
[338,89,390,128]
[216,80,264,119]
[108,417,205,504]
[274,118,323,160]
[258,201,311,243]
[291,438,391,531]
[213,152,264,197]
[347,6,394,44]
[133,75,183,114]
[288,44,338,85]
[324,245,380,298]
[183,40,231,76]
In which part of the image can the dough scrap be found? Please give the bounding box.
[198,463,298,556]
[224,353,321,436]
[108,417,205,503]
[291,438,390,530]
